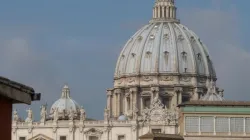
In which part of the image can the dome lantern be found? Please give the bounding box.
[61,84,70,98]
[151,0,180,23]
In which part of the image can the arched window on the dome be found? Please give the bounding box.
[197,53,202,61]
[181,51,187,61]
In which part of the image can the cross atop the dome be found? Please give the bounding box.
[152,0,179,23]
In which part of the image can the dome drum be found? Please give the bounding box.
[114,74,214,89]
[106,85,206,119]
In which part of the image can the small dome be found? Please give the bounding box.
[200,81,225,101]
[118,114,128,121]
[49,85,81,119]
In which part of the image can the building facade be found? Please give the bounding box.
[11,0,250,140]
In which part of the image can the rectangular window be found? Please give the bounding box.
[200,117,213,132]
[19,137,26,140]
[182,95,189,103]
[144,98,151,109]
[185,116,199,132]
[60,136,67,140]
[126,98,130,110]
[231,117,244,133]
[152,129,161,133]
[216,117,229,132]
[118,135,125,140]
[162,97,170,108]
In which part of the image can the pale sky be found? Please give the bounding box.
[0,0,249,120]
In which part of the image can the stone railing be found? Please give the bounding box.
[84,121,105,125]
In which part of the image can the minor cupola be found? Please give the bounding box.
[151,0,180,23]
[49,84,81,120]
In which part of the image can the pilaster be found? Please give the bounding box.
[151,87,160,99]
[69,120,75,140]
[131,120,138,140]
[174,87,183,105]
[193,88,202,100]
[106,90,112,111]
[129,87,138,119]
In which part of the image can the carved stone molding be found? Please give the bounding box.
[160,76,173,81]
[52,127,57,133]
[199,77,207,83]
[132,125,137,131]
[12,127,17,134]
[140,97,178,125]
[180,76,191,82]
[128,77,136,83]
[106,90,112,96]
[103,126,111,133]
[114,89,122,94]
[125,92,130,97]
[84,128,103,136]
[141,91,151,96]
[69,126,75,133]
[79,125,85,133]
[174,87,183,93]
[129,87,138,94]
[142,76,153,82]
[117,79,123,85]
[194,88,203,93]
[28,127,33,133]
[151,87,160,93]
[178,34,184,41]
[28,134,53,140]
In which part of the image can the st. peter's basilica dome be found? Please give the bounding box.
[107,0,224,119]
[114,0,216,89]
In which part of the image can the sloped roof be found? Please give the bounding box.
[0,76,36,104]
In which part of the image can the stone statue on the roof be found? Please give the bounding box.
[25,108,33,123]
[53,108,59,122]
[13,109,19,122]
[69,107,74,121]
[80,106,86,121]
[40,105,47,123]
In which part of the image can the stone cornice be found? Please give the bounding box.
[114,73,216,80]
